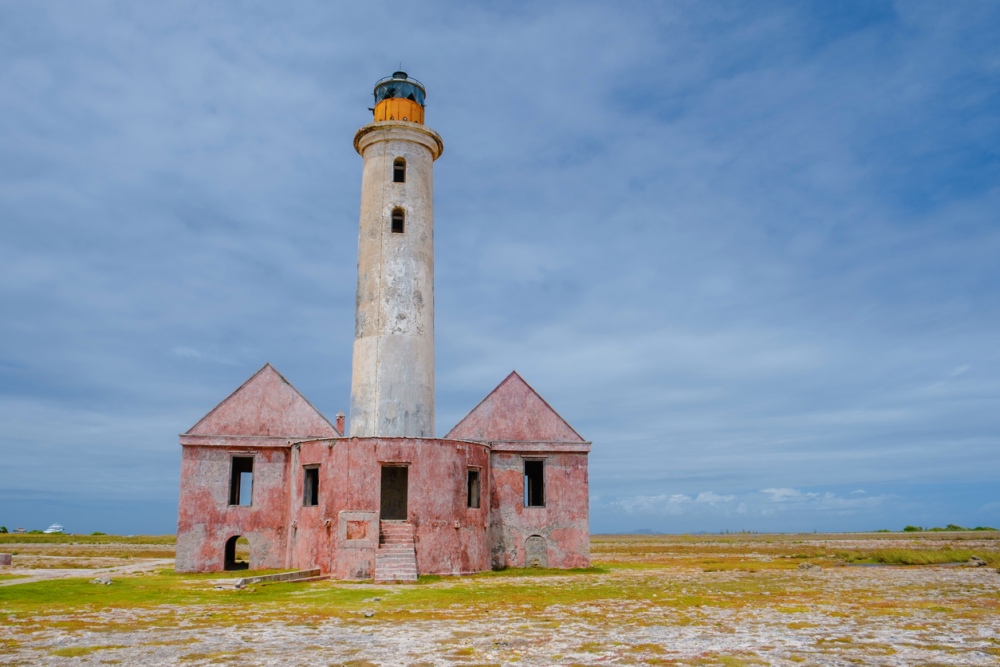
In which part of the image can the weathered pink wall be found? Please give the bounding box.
[177,367,591,577]
[175,444,290,572]
[176,364,339,573]
[187,364,340,438]
[286,438,491,577]
[446,371,585,443]
[488,448,590,569]
[447,371,591,570]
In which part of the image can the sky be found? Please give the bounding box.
[1,1,998,535]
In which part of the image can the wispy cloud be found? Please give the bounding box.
[1,1,998,533]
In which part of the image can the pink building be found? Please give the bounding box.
[176,73,591,581]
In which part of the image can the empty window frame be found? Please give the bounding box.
[391,208,405,233]
[303,466,319,507]
[393,158,406,183]
[467,468,481,509]
[229,456,254,506]
[524,459,544,507]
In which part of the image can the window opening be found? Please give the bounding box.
[303,466,319,507]
[393,158,406,183]
[229,456,254,506]
[391,208,405,234]
[467,469,481,509]
[524,460,544,507]
[224,535,249,570]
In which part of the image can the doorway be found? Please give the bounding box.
[224,535,249,570]
[380,466,408,521]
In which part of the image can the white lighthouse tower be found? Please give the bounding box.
[349,72,444,438]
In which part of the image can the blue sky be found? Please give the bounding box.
[1,1,998,534]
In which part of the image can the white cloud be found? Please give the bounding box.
[695,491,736,504]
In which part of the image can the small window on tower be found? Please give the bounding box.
[393,158,406,183]
[303,466,319,507]
[391,208,405,234]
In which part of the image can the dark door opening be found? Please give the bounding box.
[224,535,249,570]
[380,466,408,520]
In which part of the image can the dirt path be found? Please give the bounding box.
[0,558,174,587]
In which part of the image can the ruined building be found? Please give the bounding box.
[176,72,591,581]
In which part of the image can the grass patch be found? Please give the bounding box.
[837,549,998,565]
[0,534,175,546]
[49,644,125,657]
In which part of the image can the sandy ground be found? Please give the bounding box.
[1,535,998,666]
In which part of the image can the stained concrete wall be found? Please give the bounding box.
[447,371,591,570]
[445,371,585,443]
[178,369,590,577]
[350,122,444,438]
[176,365,339,573]
[175,444,290,572]
[188,364,339,438]
[488,448,590,570]
[286,437,490,578]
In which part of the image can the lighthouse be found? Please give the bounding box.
[349,72,444,438]
[176,70,591,579]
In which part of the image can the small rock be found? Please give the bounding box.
[363,611,375,618]
[967,556,987,567]
[798,562,821,570]
[89,576,112,585]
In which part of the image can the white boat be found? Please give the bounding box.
[43,524,64,534]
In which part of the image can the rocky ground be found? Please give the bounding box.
[1,534,998,666]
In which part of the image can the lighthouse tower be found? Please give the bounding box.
[349,72,444,438]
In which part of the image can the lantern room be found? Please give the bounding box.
[372,71,426,124]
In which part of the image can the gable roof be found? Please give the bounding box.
[445,371,585,443]
[186,363,340,438]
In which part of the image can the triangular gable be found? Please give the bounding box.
[445,371,585,442]
[186,364,340,438]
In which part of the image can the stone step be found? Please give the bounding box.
[375,521,417,583]
[380,531,414,540]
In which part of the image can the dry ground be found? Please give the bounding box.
[1,532,998,666]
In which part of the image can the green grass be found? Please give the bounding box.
[49,645,125,657]
[837,549,998,565]
[0,533,175,545]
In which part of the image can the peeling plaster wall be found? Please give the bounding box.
[177,370,590,577]
[188,364,338,438]
[350,123,443,438]
[175,444,290,572]
[488,449,590,570]
[261,437,491,578]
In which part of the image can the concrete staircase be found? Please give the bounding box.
[374,521,417,583]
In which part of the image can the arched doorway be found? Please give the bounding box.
[224,535,250,570]
[525,535,547,568]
